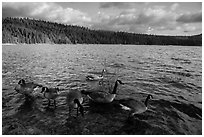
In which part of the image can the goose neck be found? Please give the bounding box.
[144,95,151,107]
[112,81,118,94]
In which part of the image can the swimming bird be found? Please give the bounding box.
[81,79,124,103]
[14,79,43,99]
[86,69,106,81]
[41,87,59,107]
[66,90,84,117]
[119,94,153,116]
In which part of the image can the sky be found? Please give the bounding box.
[2,2,202,36]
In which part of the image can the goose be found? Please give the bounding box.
[119,94,153,116]
[86,69,106,81]
[81,79,124,103]
[41,87,59,107]
[66,90,84,117]
[14,79,43,98]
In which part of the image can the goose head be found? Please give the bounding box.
[101,69,106,76]
[41,87,48,93]
[74,99,84,117]
[148,94,153,99]
[18,79,26,85]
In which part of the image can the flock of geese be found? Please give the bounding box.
[14,69,153,118]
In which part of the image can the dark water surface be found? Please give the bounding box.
[2,44,202,135]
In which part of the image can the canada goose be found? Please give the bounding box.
[86,69,106,81]
[14,79,43,98]
[81,80,124,103]
[119,94,153,115]
[66,90,84,117]
[41,87,59,107]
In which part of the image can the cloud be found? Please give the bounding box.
[99,2,132,9]
[91,5,201,35]
[170,3,179,11]
[2,2,91,26]
[99,2,146,9]
[2,2,37,18]
[96,3,201,34]
[2,2,202,35]
[176,11,202,23]
[92,6,178,33]
[137,7,178,26]
[183,24,197,32]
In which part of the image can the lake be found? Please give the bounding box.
[2,44,202,135]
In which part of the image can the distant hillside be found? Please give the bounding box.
[2,17,202,46]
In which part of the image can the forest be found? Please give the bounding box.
[2,17,202,46]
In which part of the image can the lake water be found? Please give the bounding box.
[2,44,202,135]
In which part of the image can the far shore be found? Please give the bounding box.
[2,43,202,47]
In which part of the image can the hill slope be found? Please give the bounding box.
[2,17,202,46]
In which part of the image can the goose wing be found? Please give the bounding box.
[119,98,146,112]
[87,91,110,101]
[15,85,34,95]
[86,75,95,79]
[25,82,42,88]
[44,89,58,99]
[14,81,42,96]
[88,91,116,103]
[25,83,43,96]
[86,74,103,80]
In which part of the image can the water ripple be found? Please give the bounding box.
[2,44,202,135]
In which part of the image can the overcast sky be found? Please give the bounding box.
[2,2,202,36]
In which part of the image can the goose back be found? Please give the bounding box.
[43,87,59,99]
[15,80,42,96]
[87,91,116,103]
[119,98,147,114]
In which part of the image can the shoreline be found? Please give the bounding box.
[2,43,202,47]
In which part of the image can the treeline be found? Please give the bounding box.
[2,17,202,46]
